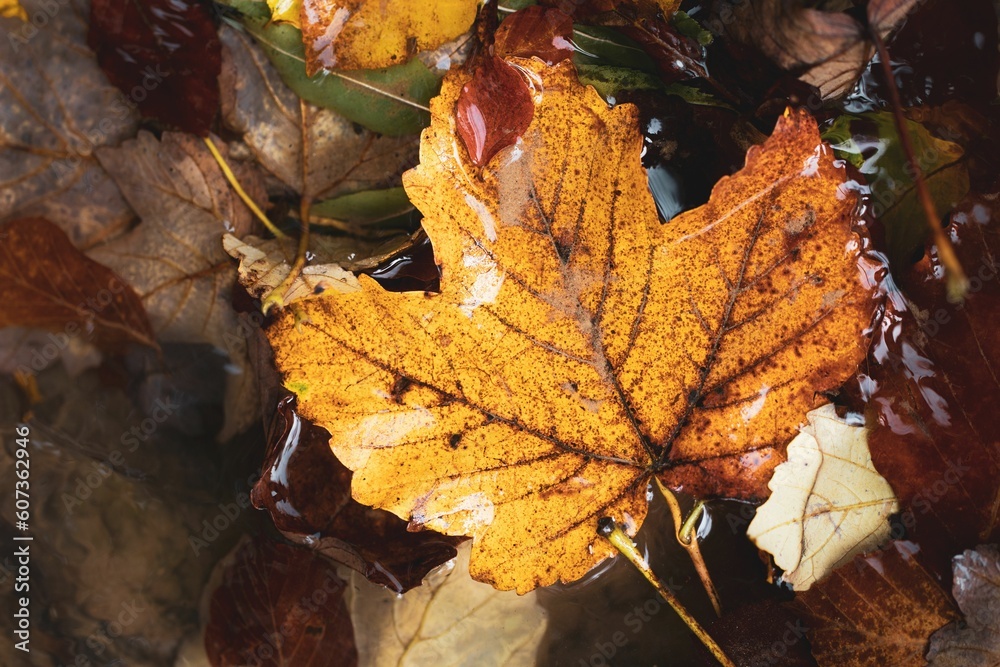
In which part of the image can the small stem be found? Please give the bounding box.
[203,136,287,240]
[262,197,313,314]
[598,518,734,667]
[869,30,967,302]
[656,479,723,617]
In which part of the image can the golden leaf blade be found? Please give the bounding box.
[269,58,875,592]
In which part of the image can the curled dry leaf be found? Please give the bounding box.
[346,541,546,667]
[747,404,899,591]
[268,54,876,592]
[219,25,419,202]
[726,0,920,99]
[88,132,264,441]
[0,0,138,247]
[796,541,959,667]
[205,538,357,667]
[88,0,220,135]
[223,234,361,304]
[0,218,156,351]
[297,0,477,72]
[926,544,1000,666]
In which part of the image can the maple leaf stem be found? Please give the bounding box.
[656,479,723,617]
[597,518,735,667]
[262,197,313,315]
[202,136,288,240]
[869,29,968,301]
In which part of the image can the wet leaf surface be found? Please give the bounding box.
[250,396,463,593]
[796,542,959,667]
[205,537,358,667]
[0,218,156,351]
[494,5,574,65]
[456,55,535,167]
[298,0,477,72]
[859,193,1000,582]
[88,0,220,134]
[267,54,877,592]
[0,0,138,247]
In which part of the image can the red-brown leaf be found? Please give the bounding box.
[456,55,534,167]
[494,6,574,65]
[205,538,357,667]
[88,0,220,135]
[251,396,463,593]
[0,218,157,351]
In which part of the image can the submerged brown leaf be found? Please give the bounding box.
[251,396,463,593]
[268,54,876,592]
[88,132,264,440]
[796,542,959,666]
[0,0,138,247]
[205,538,357,667]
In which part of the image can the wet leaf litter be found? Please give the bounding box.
[0,0,998,666]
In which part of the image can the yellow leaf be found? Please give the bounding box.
[266,0,301,26]
[268,58,874,592]
[299,0,477,71]
[747,404,899,590]
[655,0,681,16]
[0,0,26,20]
[347,542,546,666]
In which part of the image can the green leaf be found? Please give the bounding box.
[226,10,440,136]
[311,187,417,235]
[823,112,969,267]
[576,64,661,99]
[672,10,713,46]
[570,25,659,73]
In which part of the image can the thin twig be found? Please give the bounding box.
[598,518,734,667]
[203,136,286,240]
[870,29,968,302]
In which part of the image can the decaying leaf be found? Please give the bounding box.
[0,218,156,351]
[224,234,361,304]
[205,538,358,667]
[863,193,1000,581]
[88,132,264,440]
[726,0,920,98]
[297,0,477,72]
[926,544,1000,666]
[796,541,959,667]
[268,54,875,592]
[346,541,546,666]
[456,55,535,167]
[250,396,464,593]
[219,25,419,201]
[747,404,899,591]
[825,112,970,269]
[88,0,220,134]
[0,0,138,247]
